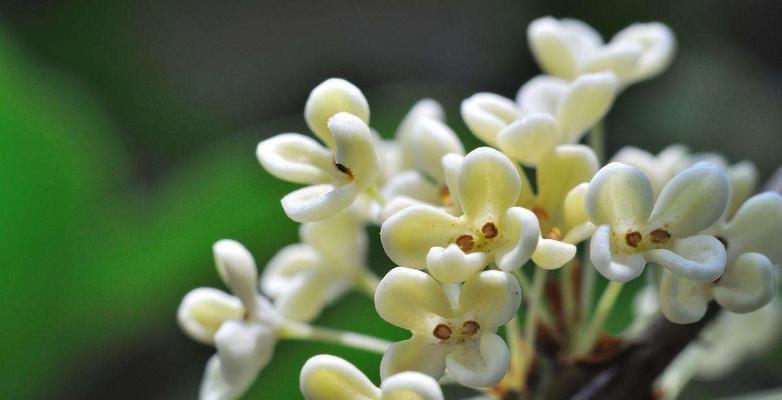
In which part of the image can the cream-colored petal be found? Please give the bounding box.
[458,147,521,221]
[379,196,431,223]
[300,210,367,275]
[214,320,275,388]
[444,333,510,388]
[305,78,370,149]
[494,207,540,271]
[496,114,560,166]
[611,22,676,84]
[395,99,446,170]
[213,239,259,314]
[427,244,489,284]
[515,75,567,115]
[442,153,464,213]
[256,133,333,184]
[331,112,381,187]
[460,93,519,146]
[645,235,726,282]
[281,183,360,223]
[382,170,441,205]
[724,161,758,220]
[585,162,654,226]
[411,118,465,183]
[380,205,465,268]
[714,253,776,313]
[722,192,782,265]
[527,17,599,79]
[380,336,450,381]
[562,222,596,246]
[610,145,690,195]
[581,42,641,83]
[375,267,454,332]
[536,145,599,212]
[531,238,577,270]
[200,355,244,400]
[659,270,710,324]
[300,354,380,400]
[178,288,244,345]
[274,271,349,322]
[380,371,444,400]
[563,183,589,234]
[556,72,618,143]
[458,270,521,330]
[261,244,321,299]
[590,224,647,282]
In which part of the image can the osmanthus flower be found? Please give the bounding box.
[461,72,617,166]
[527,16,675,87]
[659,192,782,323]
[381,147,550,283]
[585,162,730,283]
[256,78,380,223]
[178,240,282,400]
[261,208,368,322]
[374,267,521,388]
[300,354,444,400]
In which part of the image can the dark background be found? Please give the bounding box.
[1,1,780,399]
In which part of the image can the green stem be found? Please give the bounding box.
[588,121,605,163]
[560,261,577,332]
[355,269,380,299]
[525,268,548,352]
[576,280,624,355]
[505,315,524,387]
[281,322,391,354]
[513,269,555,328]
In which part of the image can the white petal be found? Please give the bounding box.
[330,112,381,186]
[213,240,258,313]
[556,72,618,143]
[581,42,641,83]
[496,114,559,166]
[458,270,521,330]
[458,147,521,221]
[178,288,244,345]
[724,161,758,220]
[380,205,466,269]
[281,183,360,223]
[375,267,454,332]
[261,244,321,299]
[590,224,647,282]
[379,196,431,223]
[659,270,710,324]
[648,162,729,237]
[586,162,654,226]
[410,118,465,183]
[382,170,440,205]
[611,22,676,84]
[200,355,244,400]
[214,320,275,389]
[305,78,370,149]
[300,210,367,275]
[527,17,601,79]
[515,75,567,115]
[427,244,489,284]
[610,145,690,195]
[494,207,540,271]
[722,192,782,265]
[445,333,510,388]
[563,183,590,238]
[299,354,381,400]
[396,100,446,165]
[380,336,450,381]
[442,153,464,213]
[645,235,726,282]
[460,93,519,146]
[380,371,444,400]
[255,134,333,184]
[274,271,348,322]
[536,145,599,212]
[531,238,577,270]
[714,252,777,313]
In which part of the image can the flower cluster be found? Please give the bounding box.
[176,15,781,400]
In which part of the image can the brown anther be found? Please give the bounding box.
[455,234,475,252]
[433,324,452,340]
[649,229,671,244]
[625,231,642,248]
[545,227,562,241]
[482,222,499,239]
[461,320,480,337]
[532,206,549,222]
[439,186,452,207]
[335,162,354,180]
[716,236,728,249]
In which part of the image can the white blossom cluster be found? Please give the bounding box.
[177,16,782,400]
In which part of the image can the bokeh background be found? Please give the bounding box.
[2,1,781,399]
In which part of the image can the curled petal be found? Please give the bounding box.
[445,333,510,388]
[531,238,577,270]
[427,244,489,284]
[305,78,369,149]
[590,225,646,282]
[460,93,519,146]
[375,267,454,332]
[380,205,465,268]
[556,72,618,143]
[527,17,601,79]
[300,354,380,400]
[494,207,540,271]
[379,196,430,223]
[330,112,381,186]
[380,371,444,400]
[300,210,367,275]
[411,118,465,182]
[722,192,782,264]
[442,153,464,212]
[610,145,690,195]
[497,114,559,166]
[611,22,676,84]
[536,145,599,212]
[261,244,321,299]
[648,162,729,237]
[581,42,641,82]
[213,240,259,313]
[659,270,709,324]
[396,99,446,169]
[586,162,654,226]
[281,184,360,223]
[563,183,590,235]
[178,288,243,345]
[214,320,276,389]
[645,235,726,282]
[200,355,244,400]
[458,147,521,221]
[458,270,521,330]
[380,336,449,381]
[724,161,758,220]
[274,270,348,322]
[256,134,332,184]
[714,253,776,313]
[382,170,440,205]
[515,75,567,115]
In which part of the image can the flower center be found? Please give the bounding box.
[482,222,498,239]
[439,186,453,207]
[455,234,475,252]
[461,320,480,337]
[625,230,642,248]
[432,321,481,342]
[334,162,354,181]
[649,229,671,244]
[433,324,453,340]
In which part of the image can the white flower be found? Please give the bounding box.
[178,240,281,400]
[381,147,544,283]
[261,209,368,322]
[586,162,729,283]
[611,145,691,195]
[375,267,521,388]
[527,16,675,86]
[461,73,617,166]
[257,78,380,222]
[300,354,444,400]
[659,192,782,323]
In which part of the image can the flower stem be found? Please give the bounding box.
[588,121,605,163]
[576,280,624,355]
[505,315,523,388]
[280,322,391,354]
[525,268,547,352]
[356,269,380,299]
[513,269,555,328]
[560,260,577,332]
